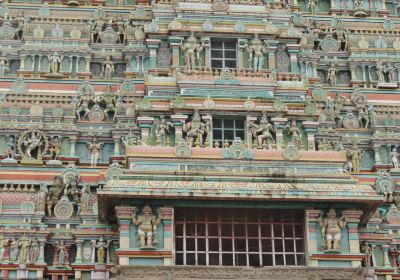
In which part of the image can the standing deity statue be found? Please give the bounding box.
[334,93,346,117]
[76,86,93,120]
[325,98,336,121]
[385,62,397,83]
[245,34,268,72]
[101,55,114,79]
[327,63,336,86]
[131,204,162,248]
[319,209,347,251]
[376,60,385,83]
[21,131,43,159]
[183,110,210,147]
[357,106,370,128]
[0,235,8,262]
[248,113,276,149]
[29,238,39,263]
[103,85,118,121]
[67,177,80,214]
[15,11,28,40]
[88,138,102,167]
[0,51,8,76]
[49,52,62,74]
[367,105,378,127]
[93,237,110,263]
[90,17,106,43]
[361,241,372,267]
[391,147,399,170]
[46,176,64,216]
[180,32,204,71]
[335,26,348,51]
[156,116,173,146]
[349,142,363,173]
[49,136,61,160]
[115,15,127,44]
[56,241,68,266]
[308,0,317,15]
[284,120,302,149]
[19,235,31,263]
[4,136,15,159]
[9,238,20,262]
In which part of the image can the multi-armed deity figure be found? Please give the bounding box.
[101,55,114,79]
[4,136,15,159]
[248,112,276,149]
[392,147,399,170]
[21,131,43,159]
[49,136,61,160]
[334,93,346,118]
[46,176,64,216]
[284,120,302,149]
[9,238,20,262]
[90,11,106,43]
[156,116,173,146]
[180,32,204,71]
[49,52,62,74]
[347,142,363,173]
[19,234,31,263]
[92,237,110,263]
[76,85,93,120]
[55,241,68,266]
[319,209,347,251]
[115,15,127,44]
[245,34,268,72]
[103,85,119,121]
[183,110,210,147]
[131,204,162,248]
[122,131,138,148]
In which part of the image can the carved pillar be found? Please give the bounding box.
[247,116,257,148]
[312,62,318,78]
[371,244,376,266]
[137,116,154,145]
[20,55,26,70]
[286,44,301,73]
[267,40,279,70]
[271,117,288,149]
[169,36,183,69]
[342,210,363,256]
[202,114,213,148]
[202,37,211,69]
[115,206,136,265]
[158,206,174,265]
[350,65,356,81]
[113,136,120,155]
[37,239,46,264]
[171,115,188,144]
[362,66,367,87]
[306,209,322,267]
[74,240,83,263]
[146,39,161,69]
[373,144,382,164]
[37,55,42,71]
[383,245,391,267]
[303,121,319,151]
[330,0,336,8]
[69,136,77,157]
[381,0,386,10]
[238,39,247,70]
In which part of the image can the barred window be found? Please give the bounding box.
[213,118,245,146]
[211,39,237,70]
[175,208,305,266]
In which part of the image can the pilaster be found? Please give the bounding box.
[137,116,154,145]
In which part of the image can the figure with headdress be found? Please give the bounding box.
[131,204,162,247]
[180,32,204,71]
[245,34,268,72]
[319,209,346,251]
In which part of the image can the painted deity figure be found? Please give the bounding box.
[368,105,378,127]
[46,176,64,216]
[49,52,62,74]
[9,238,20,262]
[131,204,162,248]
[0,235,8,262]
[245,34,268,72]
[349,142,363,173]
[103,85,118,121]
[354,0,364,8]
[361,240,372,267]
[101,55,114,79]
[248,113,276,149]
[0,51,8,76]
[357,106,370,128]
[328,63,336,86]
[93,237,109,263]
[320,209,347,251]
[56,241,68,266]
[29,238,39,263]
[88,138,102,167]
[67,177,80,214]
[76,86,93,120]
[122,131,138,148]
[376,60,385,83]
[90,17,106,43]
[22,131,43,159]
[183,110,210,147]
[4,136,14,159]
[49,136,61,160]
[115,15,127,44]
[308,0,317,15]
[385,63,397,83]
[284,120,302,149]
[180,33,204,71]
[15,11,27,40]
[156,117,173,146]
[19,235,30,263]
[391,147,399,170]
[334,93,346,117]
[335,26,348,51]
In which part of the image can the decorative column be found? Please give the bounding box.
[312,62,318,78]
[20,55,26,70]
[171,115,188,144]
[74,240,83,263]
[169,36,183,69]
[85,57,91,73]
[383,245,391,267]
[267,40,279,70]
[202,114,213,148]
[137,116,154,145]
[286,44,301,73]
[373,144,382,165]
[342,210,363,267]
[201,37,211,69]
[158,206,174,265]
[37,239,46,265]
[362,65,367,87]
[238,39,247,70]
[115,206,136,265]
[303,121,319,150]
[271,117,288,149]
[305,209,322,267]
[350,65,356,81]
[113,136,120,155]
[146,39,161,69]
[69,136,77,157]
[247,116,257,148]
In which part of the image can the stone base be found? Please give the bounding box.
[46,159,63,166]
[390,168,400,175]
[92,263,108,279]
[1,158,18,165]
[116,266,366,280]
[20,158,43,165]
[323,249,341,254]
[377,82,398,88]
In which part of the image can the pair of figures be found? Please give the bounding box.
[248,113,276,149]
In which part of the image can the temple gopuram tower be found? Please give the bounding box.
[0,0,399,279]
